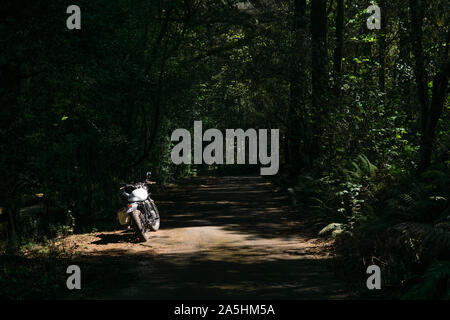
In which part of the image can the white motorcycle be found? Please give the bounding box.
[117,172,160,241]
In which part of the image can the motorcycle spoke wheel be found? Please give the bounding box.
[131,210,151,241]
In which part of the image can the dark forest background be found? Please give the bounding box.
[0,0,449,299]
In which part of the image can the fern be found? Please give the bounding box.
[346,154,378,179]
[358,154,378,177]
[402,260,450,300]
[398,193,416,208]
[394,222,450,251]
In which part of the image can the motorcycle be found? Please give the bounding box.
[117,172,160,241]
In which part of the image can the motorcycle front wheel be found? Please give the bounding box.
[149,202,160,231]
[131,210,151,241]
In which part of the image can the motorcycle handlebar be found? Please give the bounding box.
[119,183,138,190]
[119,181,156,190]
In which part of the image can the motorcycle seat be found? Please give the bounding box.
[127,196,143,203]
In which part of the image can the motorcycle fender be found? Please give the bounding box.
[126,203,138,214]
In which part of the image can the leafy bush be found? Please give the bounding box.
[333,164,450,299]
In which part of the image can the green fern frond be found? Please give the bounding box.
[398,193,415,207]
[352,162,362,177]
[402,260,450,300]
[394,222,450,250]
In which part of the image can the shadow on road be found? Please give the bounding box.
[154,176,323,241]
[68,248,350,300]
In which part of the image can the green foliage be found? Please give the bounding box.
[394,222,450,255]
[332,164,450,298]
[402,260,450,300]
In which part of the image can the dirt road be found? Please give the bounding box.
[63,176,350,299]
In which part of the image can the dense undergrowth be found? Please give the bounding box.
[277,157,450,299]
[0,240,75,300]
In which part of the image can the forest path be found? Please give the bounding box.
[63,176,350,299]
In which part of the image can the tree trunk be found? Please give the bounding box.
[333,0,344,76]
[333,0,344,112]
[288,0,309,171]
[410,0,449,173]
[418,63,450,172]
[311,0,329,156]
[398,2,412,118]
[409,0,429,133]
[378,0,387,92]
[6,207,18,254]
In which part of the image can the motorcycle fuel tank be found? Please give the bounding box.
[131,188,148,201]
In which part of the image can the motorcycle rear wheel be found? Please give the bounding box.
[131,210,151,241]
